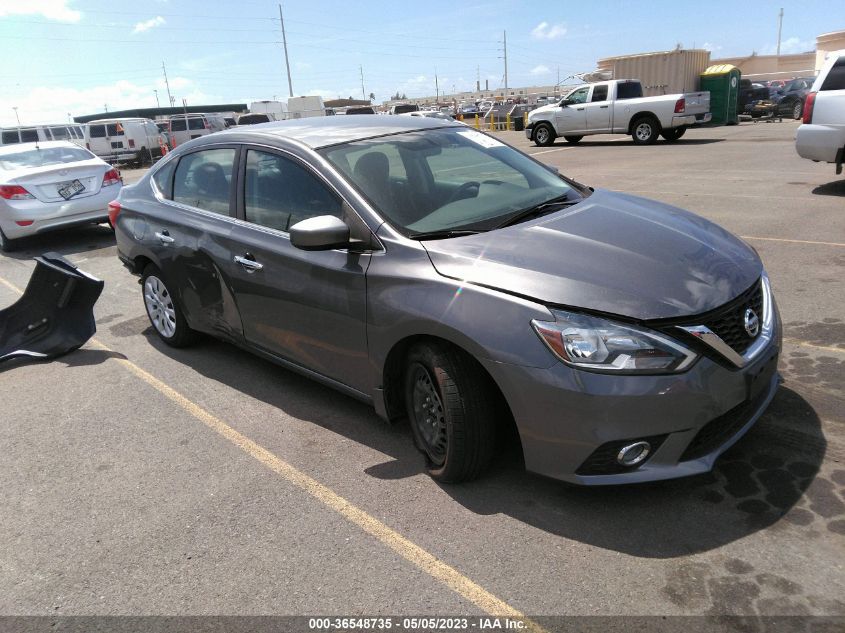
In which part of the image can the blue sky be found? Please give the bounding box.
[0,0,837,125]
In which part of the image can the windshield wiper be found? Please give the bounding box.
[494,194,579,229]
[408,229,484,241]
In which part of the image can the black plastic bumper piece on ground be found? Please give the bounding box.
[0,253,104,362]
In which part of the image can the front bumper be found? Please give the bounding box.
[481,312,781,485]
[0,185,119,239]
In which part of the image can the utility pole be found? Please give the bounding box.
[435,68,439,102]
[776,7,784,56]
[154,89,160,108]
[360,65,366,100]
[279,3,294,97]
[503,30,508,93]
[162,62,173,108]
[476,65,480,92]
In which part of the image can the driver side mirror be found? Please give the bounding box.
[560,99,571,107]
[290,215,350,251]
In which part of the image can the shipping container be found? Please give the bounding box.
[596,49,711,97]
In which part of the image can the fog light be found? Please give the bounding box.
[616,441,651,466]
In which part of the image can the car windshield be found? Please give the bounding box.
[319,127,581,236]
[0,146,94,170]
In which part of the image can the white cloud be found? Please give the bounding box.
[132,16,165,34]
[530,65,551,76]
[0,0,81,22]
[763,36,814,55]
[530,21,567,40]
[0,78,214,126]
[702,42,723,52]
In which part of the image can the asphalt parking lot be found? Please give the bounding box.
[1,119,843,627]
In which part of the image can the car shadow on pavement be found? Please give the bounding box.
[2,223,115,261]
[0,347,127,373]
[139,331,829,559]
[811,180,845,197]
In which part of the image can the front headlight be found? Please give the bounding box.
[531,309,698,374]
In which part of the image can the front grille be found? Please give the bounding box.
[575,434,667,476]
[680,385,771,462]
[697,280,763,354]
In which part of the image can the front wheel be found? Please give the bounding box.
[661,127,686,142]
[631,116,660,145]
[141,264,197,347]
[404,343,497,483]
[533,123,555,147]
[563,135,583,144]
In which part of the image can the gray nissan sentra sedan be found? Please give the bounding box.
[111,116,781,485]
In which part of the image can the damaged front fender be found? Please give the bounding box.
[0,253,104,362]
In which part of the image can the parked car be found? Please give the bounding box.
[402,111,453,120]
[738,79,771,116]
[1,124,87,148]
[0,141,121,251]
[237,113,272,126]
[773,77,816,119]
[111,116,780,485]
[345,106,377,115]
[389,104,419,115]
[796,49,845,175]
[526,79,711,146]
[87,118,163,164]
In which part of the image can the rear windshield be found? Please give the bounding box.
[238,114,270,125]
[393,104,419,114]
[821,59,845,91]
[0,146,95,170]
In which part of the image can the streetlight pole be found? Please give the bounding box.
[154,89,160,108]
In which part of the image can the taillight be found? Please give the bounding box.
[128,139,135,148]
[107,200,121,226]
[803,92,816,124]
[204,119,210,129]
[15,220,34,226]
[102,168,121,187]
[86,142,91,150]
[0,185,34,200]
[674,98,685,114]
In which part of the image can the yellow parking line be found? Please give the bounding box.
[784,338,845,355]
[740,235,845,248]
[0,272,542,627]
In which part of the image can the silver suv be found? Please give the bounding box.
[796,49,845,174]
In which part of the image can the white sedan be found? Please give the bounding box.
[0,141,122,252]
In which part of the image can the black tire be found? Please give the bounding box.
[661,127,686,142]
[792,101,803,120]
[141,264,197,347]
[631,115,660,145]
[0,227,17,253]
[404,342,497,483]
[137,147,151,166]
[533,123,555,147]
[563,135,583,144]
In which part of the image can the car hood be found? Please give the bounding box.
[528,104,558,120]
[421,189,762,321]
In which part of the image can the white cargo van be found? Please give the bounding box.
[249,100,288,121]
[87,118,163,164]
[165,113,226,147]
[1,124,87,148]
[287,96,325,119]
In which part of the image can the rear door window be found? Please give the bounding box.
[19,129,38,142]
[616,82,643,99]
[50,126,70,140]
[188,118,205,130]
[107,124,124,136]
[170,118,187,132]
[89,125,107,138]
[590,85,608,102]
[173,148,236,215]
[820,59,845,91]
[2,130,20,143]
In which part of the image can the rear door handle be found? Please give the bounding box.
[575,107,585,111]
[154,231,175,245]
[234,254,263,272]
[599,105,609,109]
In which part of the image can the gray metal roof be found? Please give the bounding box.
[212,114,459,149]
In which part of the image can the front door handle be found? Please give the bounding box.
[234,254,263,272]
[599,105,609,109]
[154,231,175,245]
[575,107,585,111]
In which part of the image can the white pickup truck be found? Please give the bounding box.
[525,79,711,146]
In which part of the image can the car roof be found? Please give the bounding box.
[199,114,460,149]
[0,141,85,155]
[88,118,151,123]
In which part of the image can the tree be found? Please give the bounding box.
[369,92,375,102]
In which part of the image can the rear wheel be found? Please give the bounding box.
[661,127,686,142]
[137,147,151,166]
[563,135,583,144]
[0,228,17,253]
[141,264,197,347]
[404,342,497,482]
[792,101,803,120]
[631,116,660,145]
[533,123,555,147]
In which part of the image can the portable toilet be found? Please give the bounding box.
[700,64,740,125]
